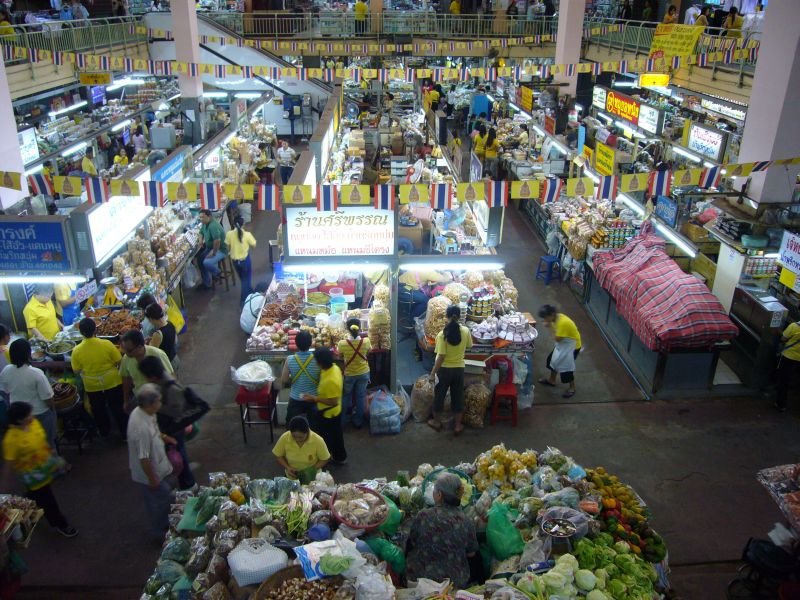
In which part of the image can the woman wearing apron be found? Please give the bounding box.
[54,283,81,327]
[280,331,321,424]
[337,318,372,428]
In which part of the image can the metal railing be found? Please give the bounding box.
[0,16,144,71]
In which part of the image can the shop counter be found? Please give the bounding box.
[399,222,424,250]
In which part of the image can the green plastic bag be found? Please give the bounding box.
[486,503,524,560]
[365,536,406,574]
[378,495,401,536]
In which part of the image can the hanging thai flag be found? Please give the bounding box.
[486,67,497,81]
[296,68,307,81]
[214,64,226,78]
[323,68,334,81]
[618,60,628,73]
[85,177,109,204]
[565,63,576,77]
[241,66,252,78]
[512,66,521,79]
[378,69,389,84]
[161,61,173,76]
[697,53,708,67]
[76,53,87,69]
[648,170,672,197]
[53,51,64,66]
[123,57,133,72]
[27,174,54,196]
[533,35,541,44]
[542,178,563,203]
[405,68,415,82]
[596,175,618,200]
[374,184,395,210]
[723,48,734,64]
[487,180,509,208]
[671,55,681,69]
[257,184,280,211]
[698,166,722,189]
[748,47,758,62]
[317,184,338,211]
[143,181,164,208]
[187,62,198,77]
[592,62,603,76]
[219,36,227,47]
[99,55,110,70]
[429,183,452,210]
[350,68,361,83]
[539,65,550,79]
[751,161,772,172]
[459,67,469,80]
[646,58,656,71]
[199,183,221,210]
[236,38,244,47]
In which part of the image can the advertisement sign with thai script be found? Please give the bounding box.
[605,89,641,125]
[286,207,394,257]
[638,104,662,135]
[779,231,800,275]
[648,24,704,61]
[700,98,746,122]
[592,86,607,110]
[0,217,74,272]
[150,146,192,183]
[687,122,728,163]
[595,142,616,176]
[86,196,152,265]
[655,195,679,228]
[595,86,664,135]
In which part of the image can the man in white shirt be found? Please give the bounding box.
[276,140,297,185]
[127,383,174,537]
[684,3,701,24]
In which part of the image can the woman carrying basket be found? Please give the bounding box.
[337,318,372,429]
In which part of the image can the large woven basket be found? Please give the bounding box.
[254,565,342,599]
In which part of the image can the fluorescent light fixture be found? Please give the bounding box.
[222,132,236,145]
[574,103,584,112]
[702,161,716,168]
[654,221,697,258]
[49,100,87,117]
[532,125,545,136]
[284,263,390,272]
[672,146,702,163]
[401,261,505,271]
[597,112,613,124]
[721,169,727,175]
[167,93,181,101]
[24,165,43,176]
[618,193,645,216]
[234,92,261,99]
[106,78,145,91]
[613,80,636,88]
[157,102,169,111]
[203,91,228,98]
[508,102,522,112]
[111,119,131,132]
[0,274,86,284]
[486,94,495,103]
[551,141,568,155]
[585,169,599,183]
[764,253,780,259]
[62,142,88,157]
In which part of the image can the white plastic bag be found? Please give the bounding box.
[227,538,288,587]
[518,385,534,409]
[512,354,529,385]
[182,262,201,288]
[394,386,412,423]
[295,534,366,581]
[231,360,274,390]
[355,564,396,600]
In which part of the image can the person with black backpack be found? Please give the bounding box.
[138,357,210,490]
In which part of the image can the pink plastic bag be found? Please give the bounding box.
[167,446,184,476]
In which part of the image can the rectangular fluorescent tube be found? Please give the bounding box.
[234,92,261,99]
[284,263,390,272]
[401,261,505,271]
[203,92,228,98]
[672,146,702,163]
[24,165,43,176]
[618,193,644,216]
[486,94,495,103]
[585,169,599,183]
[613,81,636,88]
[222,133,236,145]
[597,112,613,124]
[574,103,584,112]
[532,125,545,136]
[551,142,568,155]
[111,119,131,132]
[702,161,716,168]
[62,142,88,157]
[654,221,697,258]
[167,93,181,101]
[50,100,87,117]
[0,274,86,284]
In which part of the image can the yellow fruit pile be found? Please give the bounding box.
[587,467,647,520]
[474,444,538,492]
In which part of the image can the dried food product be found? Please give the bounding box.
[368,302,391,350]
[260,577,340,600]
[424,296,452,338]
[411,375,435,422]
[331,484,389,529]
[463,384,491,428]
[442,282,470,304]
[373,283,390,306]
[464,271,485,289]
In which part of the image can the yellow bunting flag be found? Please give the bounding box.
[307,68,323,79]
[774,157,800,165]
[0,171,22,191]
[254,66,269,77]
[620,173,649,193]
[511,180,540,200]
[53,176,82,196]
[224,183,255,201]
[339,185,371,206]
[457,182,486,202]
[725,163,754,177]
[566,177,595,197]
[576,63,593,73]
[673,168,702,187]
[602,61,618,72]
[167,182,197,202]
[363,69,377,80]
[398,184,428,205]
[389,69,405,80]
[283,185,313,206]
[110,179,140,197]
[283,68,297,79]
[471,68,486,79]
[417,69,432,79]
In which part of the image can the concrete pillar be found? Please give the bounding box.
[370,0,383,34]
[0,59,28,209]
[734,0,800,204]
[553,0,585,96]
[171,0,206,144]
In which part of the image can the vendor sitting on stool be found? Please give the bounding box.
[406,471,479,589]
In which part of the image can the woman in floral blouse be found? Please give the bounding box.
[405,472,479,588]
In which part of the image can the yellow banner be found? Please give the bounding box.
[398,184,429,205]
[726,163,754,177]
[110,179,140,197]
[53,176,82,196]
[339,185,371,206]
[511,180,540,200]
[224,183,255,201]
[0,171,22,191]
[167,182,197,201]
[649,24,704,61]
[457,182,486,202]
[779,267,800,292]
[673,168,702,187]
[283,185,313,206]
[620,173,649,193]
[566,177,595,197]
[595,142,616,176]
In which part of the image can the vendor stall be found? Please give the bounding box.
[138,444,671,599]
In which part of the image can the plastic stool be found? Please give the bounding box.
[212,256,236,292]
[535,255,560,285]
[235,384,275,443]
[488,356,518,427]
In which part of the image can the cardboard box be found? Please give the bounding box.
[399,222,424,249]
[682,222,711,242]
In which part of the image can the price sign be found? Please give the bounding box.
[79,72,112,85]
[75,280,98,303]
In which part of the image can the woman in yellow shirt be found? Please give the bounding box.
[113,148,129,168]
[537,304,582,398]
[723,7,743,40]
[775,320,800,412]
[472,124,488,162]
[224,216,257,307]
[272,416,330,480]
[337,319,372,429]
[22,285,61,341]
[483,127,502,179]
[302,348,347,464]
[429,305,472,435]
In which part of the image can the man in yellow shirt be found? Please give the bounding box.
[775,320,800,412]
[538,304,582,398]
[449,0,460,14]
[23,285,61,341]
[71,318,127,438]
[353,0,368,33]
[81,148,98,176]
[302,348,346,464]
[272,416,330,479]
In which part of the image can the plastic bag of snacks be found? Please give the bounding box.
[463,384,491,428]
[423,296,452,339]
[373,283,390,306]
[368,301,391,350]
[411,376,435,423]
[442,282,470,305]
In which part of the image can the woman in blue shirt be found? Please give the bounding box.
[280,331,320,424]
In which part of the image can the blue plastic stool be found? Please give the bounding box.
[535,255,561,285]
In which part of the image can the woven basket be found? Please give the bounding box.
[330,485,388,532]
[253,565,343,599]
